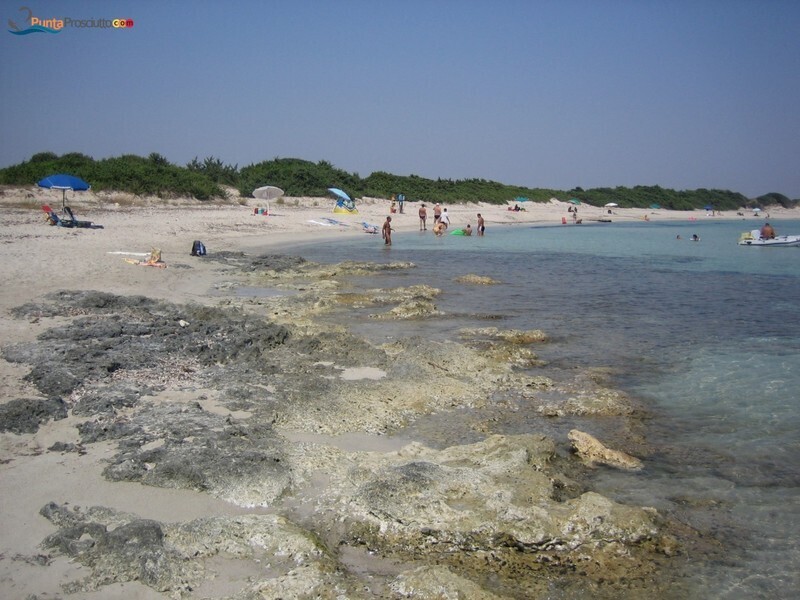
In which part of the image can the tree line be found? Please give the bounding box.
[1,152,796,210]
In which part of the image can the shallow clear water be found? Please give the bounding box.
[282,217,800,597]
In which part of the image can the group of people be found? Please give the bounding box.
[382,202,485,245]
[431,205,450,235]
[389,194,407,215]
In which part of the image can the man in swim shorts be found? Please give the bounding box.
[382,216,393,245]
[477,213,485,236]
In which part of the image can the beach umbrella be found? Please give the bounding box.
[252,186,284,215]
[328,187,357,213]
[515,196,529,203]
[604,202,618,208]
[752,207,762,213]
[37,173,91,209]
[252,185,284,201]
[569,198,581,205]
[704,205,713,211]
[650,203,661,209]
[328,188,351,202]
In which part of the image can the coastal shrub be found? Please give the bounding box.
[238,157,361,198]
[1,152,794,208]
[0,152,226,200]
[757,193,797,209]
[187,156,239,186]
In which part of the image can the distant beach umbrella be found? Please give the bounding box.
[704,205,713,211]
[569,198,581,205]
[650,203,661,209]
[37,174,91,209]
[604,202,618,208]
[252,185,284,200]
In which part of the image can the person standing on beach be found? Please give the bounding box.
[433,203,442,224]
[382,216,393,245]
[419,204,427,230]
[440,208,450,230]
[477,213,485,236]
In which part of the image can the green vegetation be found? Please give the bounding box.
[572,185,751,211]
[1,152,797,210]
[0,152,226,200]
[755,192,794,209]
[238,158,360,198]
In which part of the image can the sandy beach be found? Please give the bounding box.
[1,186,797,599]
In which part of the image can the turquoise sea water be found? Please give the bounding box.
[284,217,800,598]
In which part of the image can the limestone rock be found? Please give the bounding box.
[454,274,501,285]
[318,433,659,574]
[568,429,644,470]
[391,565,506,599]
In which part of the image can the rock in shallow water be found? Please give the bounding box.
[569,428,644,470]
[313,434,660,577]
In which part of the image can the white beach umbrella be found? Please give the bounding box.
[253,186,284,201]
[252,186,284,214]
[604,203,618,208]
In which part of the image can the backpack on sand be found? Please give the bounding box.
[190,240,207,256]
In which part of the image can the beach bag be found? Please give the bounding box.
[190,240,207,256]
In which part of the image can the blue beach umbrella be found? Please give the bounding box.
[327,188,351,202]
[38,174,91,209]
[328,187,357,213]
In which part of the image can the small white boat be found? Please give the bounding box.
[738,229,800,247]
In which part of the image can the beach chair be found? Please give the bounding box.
[41,205,74,227]
[64,206,97,228]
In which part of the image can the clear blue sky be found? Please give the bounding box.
[2,0,799,198]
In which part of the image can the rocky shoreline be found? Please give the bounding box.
[1,252,704,598]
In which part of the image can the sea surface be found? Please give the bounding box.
[282,216,800,598]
